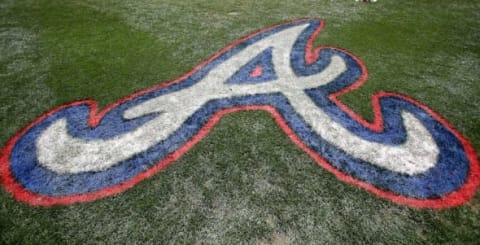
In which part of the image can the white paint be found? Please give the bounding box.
[285,91,439,175]
[36,23,439,175]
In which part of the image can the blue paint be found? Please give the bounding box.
[225,47,277,84]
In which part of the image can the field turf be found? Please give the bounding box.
[1,0,479,243]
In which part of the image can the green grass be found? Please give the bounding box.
[1,0,479,243]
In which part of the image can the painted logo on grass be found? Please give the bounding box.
[1,19,478,208]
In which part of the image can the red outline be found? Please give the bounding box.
[0,18,478,208]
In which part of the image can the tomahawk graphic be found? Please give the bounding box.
[1,19,478,207]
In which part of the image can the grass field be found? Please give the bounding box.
[1,0,479,243]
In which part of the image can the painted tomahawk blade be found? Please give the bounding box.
[1,19,478,208]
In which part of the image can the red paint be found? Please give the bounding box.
[250,65,264,78]
[0,19,478,208]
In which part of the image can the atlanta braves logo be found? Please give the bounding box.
[1,19,478,208]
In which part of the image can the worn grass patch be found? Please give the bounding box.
[1,0,479,243]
